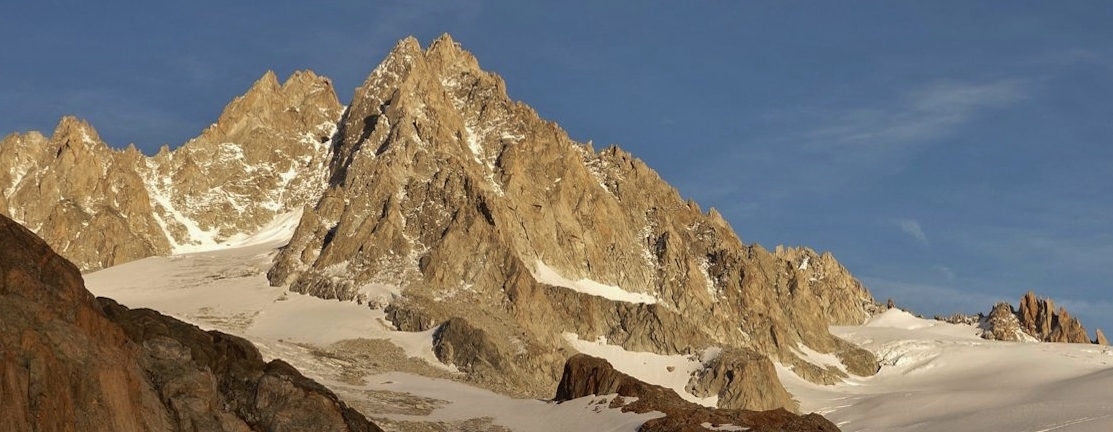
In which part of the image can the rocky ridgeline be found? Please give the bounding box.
[2,34,882,413]
[0,214,379,432]
[0,71,341,270]
[937,291,1106,344]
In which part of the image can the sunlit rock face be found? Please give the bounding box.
[0,71,341,271]
[979,291,1100,344]
[3,34,881,412]
[268,35,880,409]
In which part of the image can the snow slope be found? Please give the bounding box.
[83,214,1113,431]
[82,216,657,431]
[358,372,662,432]
[781,309,1113,432]
[533,260,658,304]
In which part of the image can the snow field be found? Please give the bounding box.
[563,333,720,407]
[83,212,1113,431]
[83,214,661,431]
[780,309,1113,432]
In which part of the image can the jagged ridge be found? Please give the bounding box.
[946,291,1108,344]
[0,71,341,270]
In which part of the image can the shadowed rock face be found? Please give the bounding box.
[0,214,380,432]
[556,354,841,432]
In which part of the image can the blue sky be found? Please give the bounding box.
[3,2,1112,334]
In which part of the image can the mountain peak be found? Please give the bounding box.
[272,35,879,408]
[427,33,465,58]
[257,69,282,88]
[52,115,104,147]
[282,69,332,93]
[388,35,424,63]
[200,69,341,144]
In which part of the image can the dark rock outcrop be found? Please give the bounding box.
[1016,291,1091,343]
[556,354,840,432]
[685,348,796,411]
[970,291,1101,344]
[0,214,380,432]
[982,302,1026,341]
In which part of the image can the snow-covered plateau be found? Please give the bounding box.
[84,217,1113,432]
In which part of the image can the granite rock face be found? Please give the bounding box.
[978,291,1100,344]
[0,71,341,270]
[0,214,379,432]
[0,117,172,270]
[268,35,879,409]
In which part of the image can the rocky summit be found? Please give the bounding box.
[2,34,882,415]
[976,291,1102,344]
[0,214,379,432]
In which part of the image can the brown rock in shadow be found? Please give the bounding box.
[0,214,380,432]
[556,354,840,432]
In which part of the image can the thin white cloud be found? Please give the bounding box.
[805,79,1027,153]
[895,219,929,246]
[694,78,1031,203]
[1035,48,1113,72]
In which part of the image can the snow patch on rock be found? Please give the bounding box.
[533,261,657,304]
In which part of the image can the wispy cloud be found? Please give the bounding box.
[804,79,1027,154]
[1035,48,1113,72]
[894,219,929,246]
[694,78,1032,205]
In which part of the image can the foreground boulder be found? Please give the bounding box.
[0,214,379,432]
[555,354,840,432]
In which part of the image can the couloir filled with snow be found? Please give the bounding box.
[83,213,1113,431]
